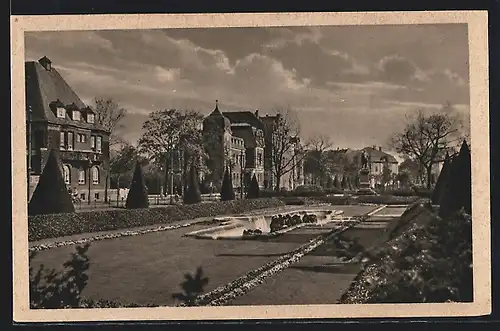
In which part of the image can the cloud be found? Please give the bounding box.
[154,66,181,83]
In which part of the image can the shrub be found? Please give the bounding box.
[324,187,344,195]
[183,164,202,204]
[28,198,285,241]
[356,195,421,205]
[326,176,334,189]
[247,173,260,199]
[30,243,90,308]
[125,160,149,209]
[28,149,75,216]
[294,185,324,195]
[172,267,209,306]
[439,140,472,219]
[333,175,340,189]
[220,167,235,201]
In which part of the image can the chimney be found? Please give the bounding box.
[255,109,259,117]
[38,56,52,71]
[378,146,382,151]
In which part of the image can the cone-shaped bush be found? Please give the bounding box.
[439,140,472,218]
[247,173,260,199]
[183,164,202,204]
[220,167,235,201]
[432,152,451,205]
[333,175,340,189]
[326,176,334,189]
[341,176,347,190]
[125,160,149,209]
[28,149,75,215]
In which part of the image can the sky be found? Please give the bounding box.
[25,24,470,152]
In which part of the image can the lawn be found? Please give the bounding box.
[29,205,381,307]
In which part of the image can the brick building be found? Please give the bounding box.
[202,101,265,192]
[202,102,304,192]
[26,56,110,202]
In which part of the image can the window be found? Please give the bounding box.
[67,132,74,150]
[96,136,102,153]
[56,107,66,118]
[80,193,86,200]
[62,165,71,184]
[81,134,86,143]
[72,110,81,121]
[60,131,66,149]
[92,166,99,184]
[90,135,96,150]
[95,192,100,200]
[87,113,95,124]
[78,168,85,184]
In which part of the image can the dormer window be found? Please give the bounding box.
[72,110,81,121]
[87,113,95,124]
[56,107,66,118]
[38,56,52,71]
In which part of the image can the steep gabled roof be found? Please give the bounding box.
[25,59,108,132]
[362,146,398,163]
[231,126,257,148]
[222,111,264,130]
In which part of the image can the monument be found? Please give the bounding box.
[357,150,377,195]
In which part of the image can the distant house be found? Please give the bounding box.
[361,146,399,187]
[26,56,111,202]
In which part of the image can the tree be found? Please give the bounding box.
[220,167,235,201]
[183,164,202,204]
[439,140,471,218]
[125,160,149,209]
[269,108,308,191]
[91,97,127,146]
[389,104,462,189]
[138,109,206,197]
[247,173,260,199]
[304,135,333,186]
[431,152,451,205]
[109,143,140,189]
[28,149,75,215]
[326,176,334,189]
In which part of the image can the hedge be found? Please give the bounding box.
[355,195,423,205]
[28,198,285,241]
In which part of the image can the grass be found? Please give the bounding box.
[29,205,378,306]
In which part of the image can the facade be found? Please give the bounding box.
[202,102,304,192]
[26,56,111,202]
[360,146,399,188]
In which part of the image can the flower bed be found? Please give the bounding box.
[28,198,285,241]
[339,209,472,303]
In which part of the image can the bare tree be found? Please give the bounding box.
[389,103,463,189]
[91,98,127,146]
[269,108,308,191]
[304,135,333,186]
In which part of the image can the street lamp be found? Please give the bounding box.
[87,157,94,205]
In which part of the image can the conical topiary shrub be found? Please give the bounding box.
[326,176,333,189]
[28,149,75,215]
[247,173,260,199]
[432,152,451,205]
[125,160,149,209]
[333,175,340,189]
[439,140,472,218]
[220,167,235,201]
[183,164,202,204]
[340,176,347,190]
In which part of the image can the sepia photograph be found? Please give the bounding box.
[11,11,490,322]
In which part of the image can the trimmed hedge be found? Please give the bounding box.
[28,198,285,241]
[356,195,422,205]
[380,188,433,198]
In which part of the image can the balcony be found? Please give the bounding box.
[60,150,103,163]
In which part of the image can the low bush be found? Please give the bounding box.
[356,195,422,205]
[339,209,472,303]
[269,213,319,232]
[28,198,285,241]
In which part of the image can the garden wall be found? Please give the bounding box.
[28,198,285,241]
